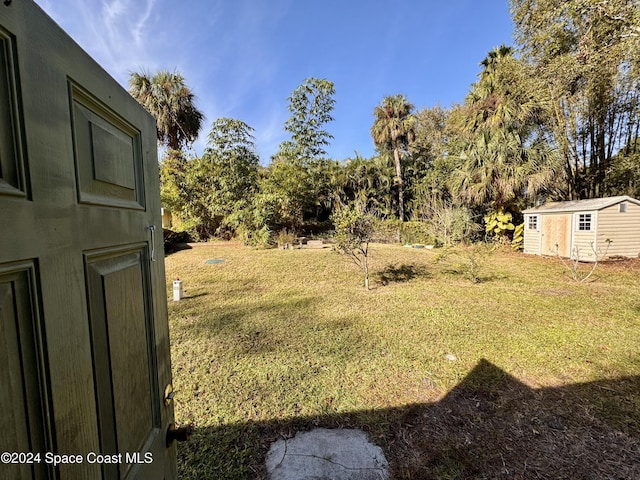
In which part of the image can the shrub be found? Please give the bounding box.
[436,243,495,283]
[400,221,436,245]
[416,198,479,246]
[275,229,296,248]
[372,219,402,243]
[511,223,524,250]
[236,225,272,249]
[484,209,515,243]
[163,229,192,252]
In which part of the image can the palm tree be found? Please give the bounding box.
[129,70,204,151]
[450,47,559,210]
[371,95,416,221]
[450,129,555,209]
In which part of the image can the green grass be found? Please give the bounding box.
[165,243,640,479]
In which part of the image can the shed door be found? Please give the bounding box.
[0,2,175,479]
[541,215,570,257]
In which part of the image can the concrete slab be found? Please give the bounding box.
[265,428,389,480]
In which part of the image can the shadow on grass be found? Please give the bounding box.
[181,295,320,332]
[174,294,332,357]
[181,293,209,300]
[164,243,193,256]
[376,263,430,286]
[439,268,504,284]
[176,359,640,480]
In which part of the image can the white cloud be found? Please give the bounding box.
[35,0,159,86]
[35,0,292,161]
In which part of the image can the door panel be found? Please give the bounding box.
[70,83,145,209]
[85,247,163,480]
[0,2,175,479]
[0,262,51,480]
[0,25,28,198]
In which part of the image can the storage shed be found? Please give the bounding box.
[161,207,173,228]
[522,196,640,261]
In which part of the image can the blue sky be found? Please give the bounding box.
[35,0,515,163]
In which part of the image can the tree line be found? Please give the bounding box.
[129,0,640,246]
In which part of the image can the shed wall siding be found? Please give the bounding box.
[597,202,640,258]
[523,214,541,254]
[572,226,598,260]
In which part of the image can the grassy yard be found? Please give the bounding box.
[165,243,640,479]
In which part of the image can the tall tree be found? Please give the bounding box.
[129,70,204,151]
[371,94,417,220]
[449,46,559,211]
[411,105,449,165]
[265,78,336,233]
[408,105,458,215]
[604,137,640,197]
[279,77,336,162]
[257,157,311,233]
[157,118,259,240]
[159,151,219,239]
[207,117,257,156]
[201,118,260,232]
[510,0,640,199]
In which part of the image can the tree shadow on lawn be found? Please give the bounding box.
[438,268,504,284]
[176,359,640,479]
[376,263,430,286]
[176,294,321,344]
[173,295,371,356]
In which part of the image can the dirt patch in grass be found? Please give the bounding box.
[599,256,640,272]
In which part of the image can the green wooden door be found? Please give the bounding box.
[0,2,176,479]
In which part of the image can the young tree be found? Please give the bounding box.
[371,95,417,221]
[129,70,204,151]
[332,204,375,289]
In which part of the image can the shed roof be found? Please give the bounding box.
[523,195,640,214]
